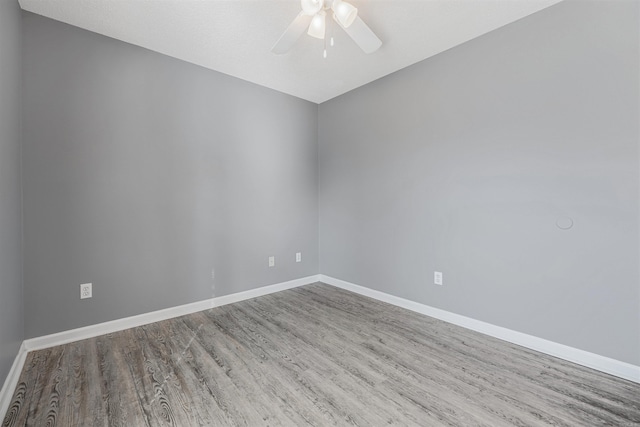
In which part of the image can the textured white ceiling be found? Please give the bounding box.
[18,0,562,104]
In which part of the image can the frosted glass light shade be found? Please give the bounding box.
[332,0,357,28]
[307,11,326,39]
[301,0,323,16]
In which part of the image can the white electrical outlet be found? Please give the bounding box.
[296,252,302,263]
[80,283,92,299]
[434,272,443,286]
[268,256,275,267]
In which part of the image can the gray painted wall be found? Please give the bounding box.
[319,0,640,365]
[0,0,24,383]
[22,13,319,338]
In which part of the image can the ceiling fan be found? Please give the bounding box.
[272,0,382,56]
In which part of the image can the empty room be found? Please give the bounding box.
[1,0,639,425]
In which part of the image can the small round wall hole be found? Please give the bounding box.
[556,217,574,230]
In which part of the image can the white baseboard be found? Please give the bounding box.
[0,342,28,422]
[24,275,320,352]
[3,271,637,421]
[319,275,640,384]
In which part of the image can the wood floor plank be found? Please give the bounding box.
[176,312,283,426]
[249,290,537,425]
[4,282,640,426]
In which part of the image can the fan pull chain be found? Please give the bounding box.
[324,15,334,59]
[323,34,327,58]
[329,15,335,48]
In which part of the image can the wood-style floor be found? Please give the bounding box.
[3,283,640,426]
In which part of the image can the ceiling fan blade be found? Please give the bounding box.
[335,15,382,54]
[271,12,314,54]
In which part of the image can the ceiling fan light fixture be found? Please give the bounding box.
[307,11,326,39]
[301,0,323,16]
[332,0,357,28]
[272,0,381,55]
